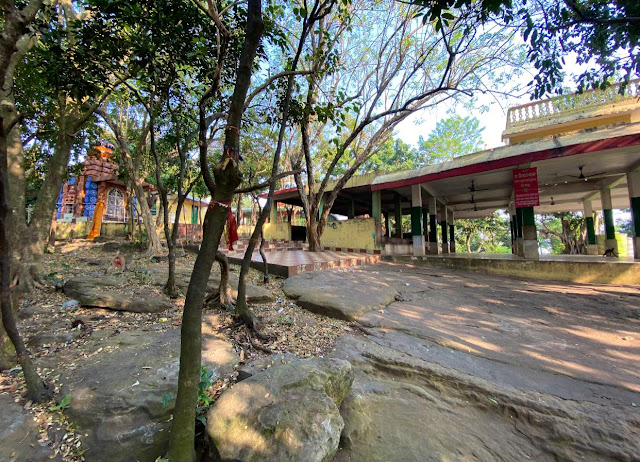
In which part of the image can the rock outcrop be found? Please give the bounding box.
[59,317,238,462]
[0,394,57,462]
[64,277,172,313]
[283,270,396,321]
[207,357,353,462]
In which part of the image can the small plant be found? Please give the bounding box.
[196,367,215,426]
[49,393,72,411]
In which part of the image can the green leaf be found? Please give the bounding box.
[49,393,72,411]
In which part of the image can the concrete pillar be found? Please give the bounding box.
[600,187,618,255]
[515,207,524,256]
[394,193,402,238]
[448,209,455,253]
[428,196,439,254]
[348,199,355,219]
[521,206,539,260]
[583,200,598,255]
[270,199,278,223]
[385,213,391,237]
[372,191,381,221]
[509,203,516,254]
[440,206,449,254]
[627,171,640,259]
[410,185,425,256]
[372,190,382,245]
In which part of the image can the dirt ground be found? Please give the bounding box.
[0,240,349,461]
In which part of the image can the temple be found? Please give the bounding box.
[260,79,640,282]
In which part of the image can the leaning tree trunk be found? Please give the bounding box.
[25,98,92,260]
[168,1,263,459]
[1,113,51,402]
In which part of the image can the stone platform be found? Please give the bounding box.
[385,252,640,285]
[222,248,380,277]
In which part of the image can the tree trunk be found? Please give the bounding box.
[1,105,51,402]
[259,228,268,284]
[168,0,263,459]
[466,233,472,253]
[133,179,162,253]
[235,201,269,329]
[307,218,322,251]
[26,110,76,257]
[215,251,232,305]
[168,202,231,462]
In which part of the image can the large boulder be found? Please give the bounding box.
[283,270,396,321]
[207,357,353,462]
[59,317,238,462]
[64,277,173,313]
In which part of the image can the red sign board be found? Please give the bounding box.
[513,167,539,207]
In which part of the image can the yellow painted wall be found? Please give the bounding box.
[323,218,378,250]
[166,198,207,225]
[55,221,91,240]
[54,221,137,240]
[263,222,291,240]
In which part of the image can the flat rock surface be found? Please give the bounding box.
[330,334,640,462]
[0,395,58,462]
[59,315,238,462]
[319,262,640,462]
[283,268,397,320]
[207,357,353,462]
[288,262,640,393]
[64,276,172,313]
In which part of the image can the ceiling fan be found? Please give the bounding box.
[564,165,608,182]
[468,180,490,193]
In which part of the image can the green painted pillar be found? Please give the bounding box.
[583,200,598,255]
[627,171,640,259]
[394,193,402,238]
[520,206,539,260]
[509,202,516,254]
[422,209,429,239]
[515,207,523,239]
[428,196,438,254]
[448,210,455,253]
[600,187,617,255]
[440,207,448,254]
[411,185,425,256]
